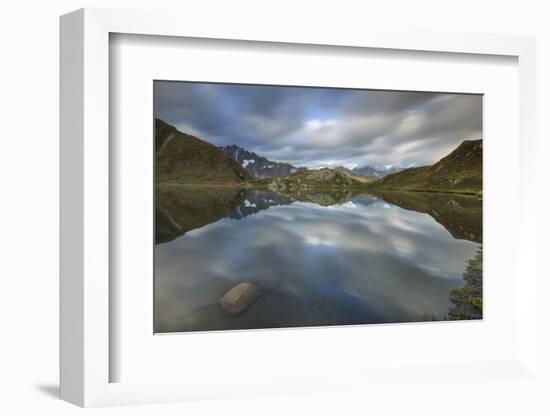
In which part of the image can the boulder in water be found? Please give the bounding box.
[219,282,261,315]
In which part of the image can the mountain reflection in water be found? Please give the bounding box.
[155,185,482,333]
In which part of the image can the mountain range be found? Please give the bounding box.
[336,165,406,178]
[221,144,307,178]
[221,144,402,180]
[155,119,482,196]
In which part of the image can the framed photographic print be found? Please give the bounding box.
[60,8,538,408]
[153,81,483,334]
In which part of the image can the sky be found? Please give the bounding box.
[154,81,482,170]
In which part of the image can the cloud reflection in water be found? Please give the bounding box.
[155,189,480,332]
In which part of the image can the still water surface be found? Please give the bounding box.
[154,186,482,333]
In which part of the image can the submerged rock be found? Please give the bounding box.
[219,282,262,315]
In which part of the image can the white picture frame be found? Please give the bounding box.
[60,7,538,408]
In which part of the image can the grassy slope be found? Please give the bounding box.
[155,119,251,184]
[370,140,482,195]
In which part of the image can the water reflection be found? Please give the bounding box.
[372,191,482,243]
[154,185,482,332]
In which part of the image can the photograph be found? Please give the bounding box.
[153,81,483,333]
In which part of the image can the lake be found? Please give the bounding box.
[154,185,482,333]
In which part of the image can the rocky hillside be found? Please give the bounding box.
[156,119,250,184]
[221,144,306,178]
[257,168,367,192]
[333,165,355,176]
[334,166,377,183]
[370,139,482,195]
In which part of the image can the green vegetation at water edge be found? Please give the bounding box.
[448,249,483,320]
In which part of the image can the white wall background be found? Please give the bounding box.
[1,0,548,414]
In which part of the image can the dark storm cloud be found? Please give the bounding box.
[154,81,482,169]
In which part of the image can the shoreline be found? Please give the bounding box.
[157,181,482,199]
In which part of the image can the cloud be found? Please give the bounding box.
[154,81,482,168]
